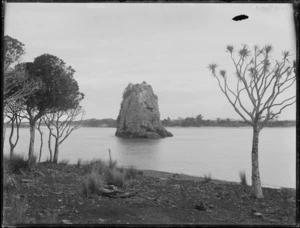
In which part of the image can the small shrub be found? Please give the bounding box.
[59,159,69,165]
[203,173,212,183]
[3,174,17,194]
[81,159,106,174]
[91,159,109,175]
[137,170,143,176]
[104,168,125,188]
[81,161,92,173]
[239,171,247,186]
[82,171,104,196]
[77,159,82,167]
[109,160,117,169]
[3,195,29,225]
[117,167,124,173]
[7,155,29,174]
[125,166,138,180]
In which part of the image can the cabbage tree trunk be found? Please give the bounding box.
[251,125,263,198]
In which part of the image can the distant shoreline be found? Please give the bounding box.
[4,117,295,128]
[5,124,296,129]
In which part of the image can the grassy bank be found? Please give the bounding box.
[2,156,296,225]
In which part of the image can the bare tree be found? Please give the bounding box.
[208,44,296,198]
[4,65,41,107]
[4,66,41,157]
[44,106,85,163]
[3,36,40,147]
[5,103,25,158]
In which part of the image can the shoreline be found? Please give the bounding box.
[140,169,296,191]
[3,151,295,190]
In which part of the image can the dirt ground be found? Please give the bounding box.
[2,163,297,225]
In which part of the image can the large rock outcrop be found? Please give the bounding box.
[115,82,173,139]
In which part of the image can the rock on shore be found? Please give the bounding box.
[115,82,173,139]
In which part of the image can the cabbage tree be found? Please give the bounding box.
[208,44,296,198]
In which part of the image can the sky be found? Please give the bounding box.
[4,3,296,120]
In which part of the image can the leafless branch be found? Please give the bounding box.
[209,44,296,129]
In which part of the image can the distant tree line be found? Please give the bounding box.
[161,115,295,128]
[10,116,294,129]
[73,118,117,128]
[7,118,117,128]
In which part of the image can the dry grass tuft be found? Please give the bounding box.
[81,156,139,195]
[59,159,70,165]
[239,171,247,186]
[125,166,139,180]
[5,154,37,174]
[77,158,82,167]
[81,159,108,174]
[82,171,104,196]
[104,168,125,188]
[3,174,17,194]
[203,173,212,183]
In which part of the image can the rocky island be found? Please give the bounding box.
[115,82,173,139]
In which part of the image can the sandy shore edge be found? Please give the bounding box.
[140,169,295,190]
[141,169,240,185]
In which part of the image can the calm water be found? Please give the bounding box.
[3,127,296,188]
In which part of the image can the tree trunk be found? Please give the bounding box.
[3,124,6,150]
[38,132,43,163]
[251,125,263,198]
[53,140,59,164]
[28,120,36,164]
[48,132,53,162]
[9,117,15,158]
[9,115,21,158]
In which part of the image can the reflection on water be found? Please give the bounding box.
[115,137,162,169]
[116,137,162,150]
[3,127,295,188]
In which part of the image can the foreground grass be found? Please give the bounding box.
[3,194,29,224]
[80,159,140,196]
[3,155,38,225]
[3,156,140,225]
[2,157,296,225]
[4,154,37,174]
